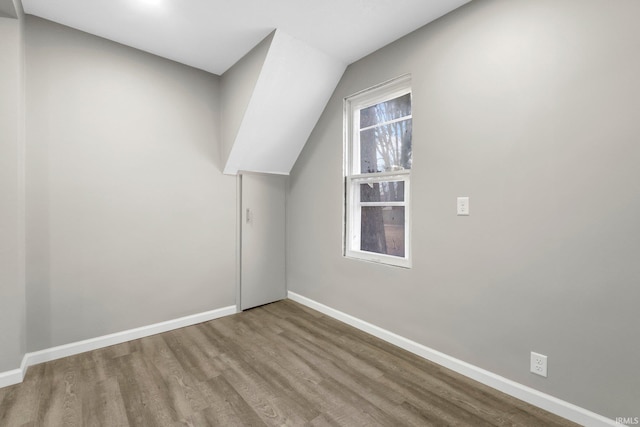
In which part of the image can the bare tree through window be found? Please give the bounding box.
[358,93,411,257]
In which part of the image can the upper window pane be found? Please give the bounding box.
[359,119,412,173]
[360,93,411,129]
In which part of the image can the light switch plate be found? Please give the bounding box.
[457,197,469,215]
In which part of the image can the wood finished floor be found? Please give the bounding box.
[0,299,579,427]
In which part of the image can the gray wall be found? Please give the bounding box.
[220,32,273,171]
[0,7,25,372]
[0,0,17,19]
[25,16,236,352]
[287,0,640,419]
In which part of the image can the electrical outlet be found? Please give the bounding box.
[530,352,548,377]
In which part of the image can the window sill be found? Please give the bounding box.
[344,250,412,269]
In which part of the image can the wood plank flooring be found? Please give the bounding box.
[0,299,579,426]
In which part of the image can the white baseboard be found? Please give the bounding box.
[0,368,23,389]
[0,305,237,389]
[288,291,616,427]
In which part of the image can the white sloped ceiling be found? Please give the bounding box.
[222,30,346,175]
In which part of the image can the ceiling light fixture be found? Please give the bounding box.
[137,0,164,8]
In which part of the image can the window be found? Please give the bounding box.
[344,75,412,268]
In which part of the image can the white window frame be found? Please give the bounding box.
[343,75,412,268]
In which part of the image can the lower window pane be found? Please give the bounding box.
[360,181,404,203]
[360,206,405,257]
